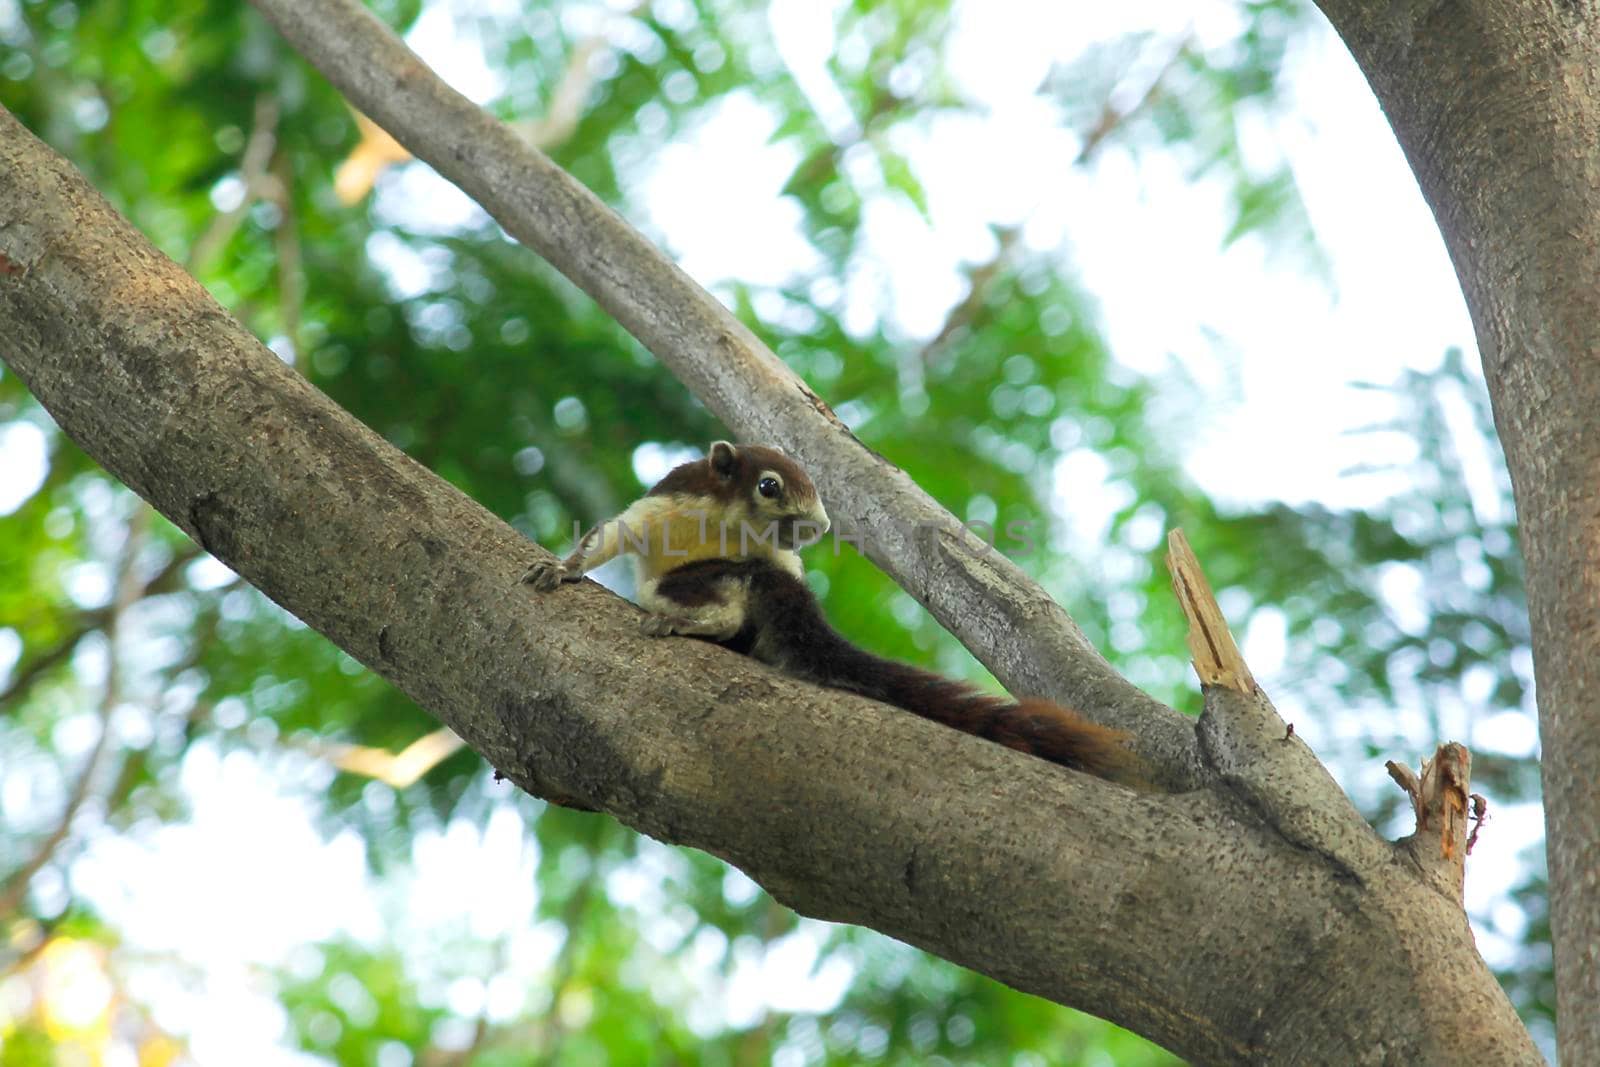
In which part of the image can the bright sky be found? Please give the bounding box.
[0,0,1547,1060]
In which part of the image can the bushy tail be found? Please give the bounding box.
[730,561,1136,781]
[808,646,1134,779]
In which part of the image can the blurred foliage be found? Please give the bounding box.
[0,0,1551,1062]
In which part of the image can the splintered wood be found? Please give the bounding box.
[1387,744,1482,902]
[1387,744,1476,860]
[1166,529,1256,694]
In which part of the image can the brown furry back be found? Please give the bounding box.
[654,558,1137,781]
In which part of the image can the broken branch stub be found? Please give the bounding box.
[1387,743,1476,900]
[1167,528,1255,694]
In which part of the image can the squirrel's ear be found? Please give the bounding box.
[709,441,738,478]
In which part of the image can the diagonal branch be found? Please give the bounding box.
[188,94,281,273]
[242,0,1200,786]
[333,5,633,204]
[305,726,465,789]
[0,506,149,917]
[0,541,199,716]
[921,35,1191,363]
[0,629,85,714]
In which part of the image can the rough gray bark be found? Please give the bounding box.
[1310,2,1600,1060]
[241,0,1200,788]
[0,101,1542,1063]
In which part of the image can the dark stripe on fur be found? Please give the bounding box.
[647,445,816,504]
[659,558,1133,779]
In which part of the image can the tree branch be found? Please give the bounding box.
[921,34,1189,364]
[1170,530,1393,872]
[0,506,149,918]
[0,628,85,714]
[1309,3,1600,1058]
[1387,744,1473,900]
[241,0,1200,787]
[305,726,465,789]
[0,103,1539,1064]
[188,94,280,273]
[0,541,198,716]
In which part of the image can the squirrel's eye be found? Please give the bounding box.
[758,477,781,499]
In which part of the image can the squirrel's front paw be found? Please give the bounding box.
[640,613,692,637]
[522,559,574,591]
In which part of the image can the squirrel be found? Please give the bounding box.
[524,441,1134,781]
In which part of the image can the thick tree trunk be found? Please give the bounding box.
[0,97,1542,1063]
[1311,3,1600,1059]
